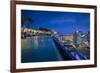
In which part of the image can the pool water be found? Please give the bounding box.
[21,35,63,63]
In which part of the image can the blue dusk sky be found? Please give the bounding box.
[21,10,90,35]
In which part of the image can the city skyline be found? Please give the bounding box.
[21,10,90,35]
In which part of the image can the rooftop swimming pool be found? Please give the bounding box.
[21,35,63,63]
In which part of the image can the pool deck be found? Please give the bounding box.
[52,36,87,60]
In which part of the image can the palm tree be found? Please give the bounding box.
[21,17,33,27]
[21,17,33,38]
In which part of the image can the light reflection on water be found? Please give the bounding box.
[21,35,63,63]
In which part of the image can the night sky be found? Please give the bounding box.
[21,10,90,35]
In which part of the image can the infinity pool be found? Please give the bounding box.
[21,35,63,63]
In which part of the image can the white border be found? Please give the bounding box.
[16,4,95,69]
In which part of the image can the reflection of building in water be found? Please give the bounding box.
[33,36,39,48]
